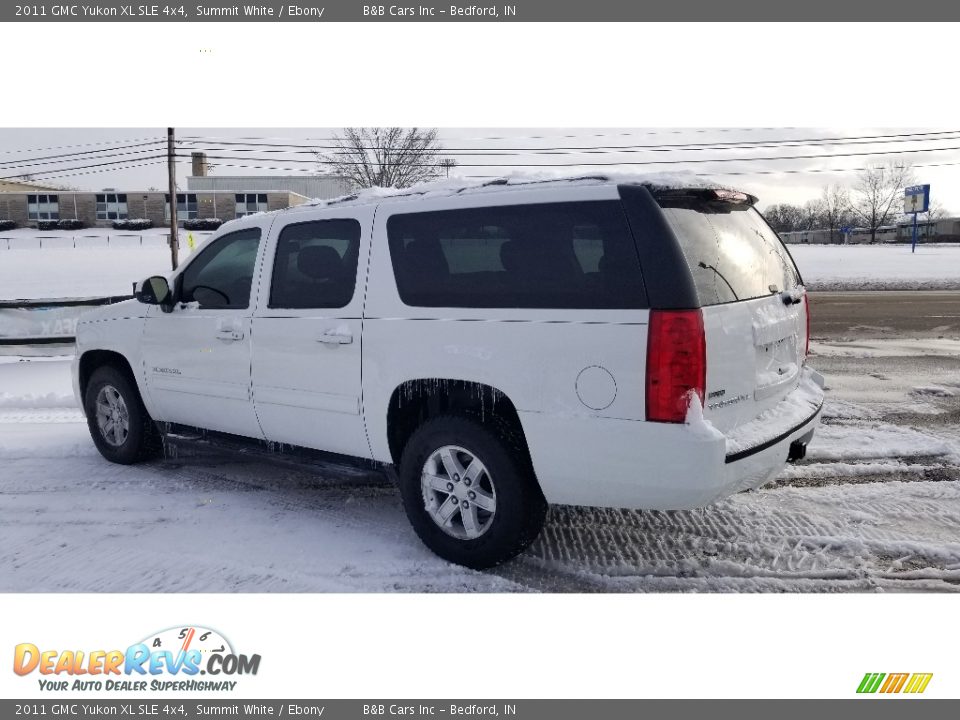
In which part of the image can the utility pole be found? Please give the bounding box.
[167,127,179,270]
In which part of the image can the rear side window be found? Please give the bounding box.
[270,219,361,309]
[387,201,646,309]
[659,201,801,306]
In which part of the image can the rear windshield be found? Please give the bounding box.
[387,200,647,309]
[658,198,801,306]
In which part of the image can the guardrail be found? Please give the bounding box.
[0,233,173,250]
[0,295,133,346]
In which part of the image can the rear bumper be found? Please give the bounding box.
[520,366,824,510]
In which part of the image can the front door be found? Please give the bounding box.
[251,212,371,458]
[141,226,265,438]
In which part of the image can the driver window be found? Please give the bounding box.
[180,228,262,309]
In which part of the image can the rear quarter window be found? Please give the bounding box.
[660,203,801,306]
[386,200,647,309]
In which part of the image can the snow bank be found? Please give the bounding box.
[807,422,953,462]
[0,423,96,460]
[791,243,960,291]
[0,357,75,409]
[813,338,960,358]
[0,391,75,409]
[779,459,931,480]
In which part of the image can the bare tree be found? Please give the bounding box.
[799,198,826,231]
[763,203,805,233]
[819,183,851,244]
[849,162,915,243]
[923,199,946,224]
[318,128,444,189]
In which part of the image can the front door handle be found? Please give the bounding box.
[317,329,353,345]
[216,329,244,341]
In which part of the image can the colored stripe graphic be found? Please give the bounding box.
[904,673,933,694]
[857,672,932,694]
[857,673,885,694]
[880,673,909,693]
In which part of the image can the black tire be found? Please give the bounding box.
[83,364,161,464]
[398,415,547,569]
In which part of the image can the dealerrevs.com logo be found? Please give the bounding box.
[13,626,261,693]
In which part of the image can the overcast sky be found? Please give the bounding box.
[1,127,958,213]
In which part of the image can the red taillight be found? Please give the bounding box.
[803,293,811,358]
[645,309,706,423]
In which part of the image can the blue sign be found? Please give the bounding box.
[904,184,931,214]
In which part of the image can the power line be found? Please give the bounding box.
[0,135,164,157]
[0,155,167,182]
[6,159,169,184]
[181,127,808,144]
[172,157,960,179]
[6,130,956,182]
[180,129,960,154]
[18,154,960,190]
[0,160,166,184]
[175,142,960,169]
[0,140,166,168]
[0,145,170,173]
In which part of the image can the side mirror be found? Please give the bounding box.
[135,276,172,306]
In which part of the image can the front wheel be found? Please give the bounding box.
[398,415,547,569]
[84,365,161,464]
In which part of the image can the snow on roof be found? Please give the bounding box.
[291,171,740,211]
[212,172,749,234]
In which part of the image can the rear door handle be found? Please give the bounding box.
[317,329,353,345]
[216,329,244,341]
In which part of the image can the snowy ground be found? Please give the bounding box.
[789,243,960,291]
[0,228,208,301]
[2,228,959,591]
[0,229,959,300]
[1,336,959,592]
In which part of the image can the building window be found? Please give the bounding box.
[96,193,128,221]
[236,193,268,217]
[27,194,59,221]
[165,193,198,221]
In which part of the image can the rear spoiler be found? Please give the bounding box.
[650,187,758,211]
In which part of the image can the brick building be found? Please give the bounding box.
[0,189,314,229]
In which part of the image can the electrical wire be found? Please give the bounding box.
[0,135,164,157]
[10,160,169,184]
[175,142,960,169]
[0,155,167,182]
[0,145,170,172]
[172,157,960,179]
[180,129,960,154]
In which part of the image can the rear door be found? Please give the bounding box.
[655,193,806,432]
[250,207,373,459]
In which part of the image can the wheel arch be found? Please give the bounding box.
[78,349,140,403]
[385,378,534,471]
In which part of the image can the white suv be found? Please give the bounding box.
[72,177,824,568]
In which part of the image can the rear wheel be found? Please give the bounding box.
[398,415,546,569]
[84,365,161,464]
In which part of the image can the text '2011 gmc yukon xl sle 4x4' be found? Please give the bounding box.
[73,176,824,568]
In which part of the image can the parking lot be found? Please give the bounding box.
[1,291,959,592]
